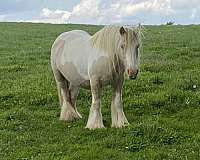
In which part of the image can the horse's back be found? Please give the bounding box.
[54,30,90,42]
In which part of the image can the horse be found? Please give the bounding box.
[51,25,142,129]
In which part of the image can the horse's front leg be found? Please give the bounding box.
[86,78,104,129]
[111,76,129,128]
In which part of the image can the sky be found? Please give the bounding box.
[0,0,200,25]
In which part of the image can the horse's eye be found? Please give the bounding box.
[136,46,139,58]
[121,44,125,49]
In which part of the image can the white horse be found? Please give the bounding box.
[51,25,141,129]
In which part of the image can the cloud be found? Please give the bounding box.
[97,0,173,24]
[16,8,71,24]
[111,0,171,16]
[70,0,172,24]
[41,8,71,23]
[71,0,100,18]
[171,0,200,10]
[169,0,200,21]
[68,0,101,23]
[24,0,101,24]
[1,0,200,24]
[36,0,173,24]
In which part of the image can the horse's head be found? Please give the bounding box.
[119,25,141,80]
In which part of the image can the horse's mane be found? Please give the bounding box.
[91,25,141,56]
[91,26,120,56]
[90,25,142,70]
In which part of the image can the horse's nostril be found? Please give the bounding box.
[128,68,138,75]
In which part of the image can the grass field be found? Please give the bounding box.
[0,22,200,159]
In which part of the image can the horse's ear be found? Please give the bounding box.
[137,23,143,33]
[119,26,126,35]
[138,23,142,29]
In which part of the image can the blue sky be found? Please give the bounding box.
[0,0,200,25]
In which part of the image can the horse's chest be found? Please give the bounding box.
[89,55,112,76]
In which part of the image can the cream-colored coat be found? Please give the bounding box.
[52,30,113,89]
[51,25,141,129]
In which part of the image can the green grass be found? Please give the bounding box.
[0,22,200,160]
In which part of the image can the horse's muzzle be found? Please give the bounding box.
[129,75,137,80]
[128,69,138,80]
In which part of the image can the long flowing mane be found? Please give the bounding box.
[91,26,121,56]
[90,25,142,70]
[91,25,141,55]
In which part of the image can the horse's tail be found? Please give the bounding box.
[51,39,65,107]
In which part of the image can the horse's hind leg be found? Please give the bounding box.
[53,69,81,121]
[69,85,82,119]
[59,80,82,121]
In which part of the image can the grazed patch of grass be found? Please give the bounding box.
[0,22,200,159]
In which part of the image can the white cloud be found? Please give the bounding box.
[113,0,171,16]
[170,0,200,21]
[18,8,71,24]
[67,0,101,24]
[41,8,71,23]
[71,0,100,18]
[171,0,200,10]
[26,0,101,24]
[98,0,173,24]
[7,0,200,24]
[31,0,173,24]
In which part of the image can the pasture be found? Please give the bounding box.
[0,22,200,159]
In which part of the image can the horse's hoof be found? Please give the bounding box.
[60,111,82,121]
[85,126,105,130]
